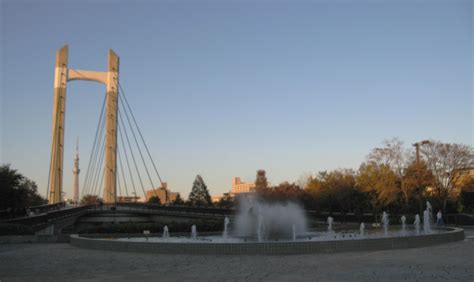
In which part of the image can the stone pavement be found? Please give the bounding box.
[1,228,473,281]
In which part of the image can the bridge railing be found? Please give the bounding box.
[0,202,67,220]
[115,203,235,216]
[2,205,92,231]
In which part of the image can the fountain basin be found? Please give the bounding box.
[70,227,464,255]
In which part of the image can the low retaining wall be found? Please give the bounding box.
[0,234,71,244]
[70,227,465,255]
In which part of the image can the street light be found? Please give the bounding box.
[412,140,431,164]
[412,140,431,215]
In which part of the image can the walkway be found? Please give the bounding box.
[1,228,473,281]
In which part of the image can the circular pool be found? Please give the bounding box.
[70,226,465,255]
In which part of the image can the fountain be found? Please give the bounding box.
[234,196,307,241]
[414,214,420,235]
[423,209,431,234]
[401,215,406,236]
[292,224,296,241]
[381,212,389,236]
[191,225,197,240]
[360,222,365,237]
[327,216,334,233]
[163,225,169,239]
[426,201,432,214]
[223,217,230,239]
[71,197,465,255]
[257,214,265,242]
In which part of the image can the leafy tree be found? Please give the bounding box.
[296,172,313,190]
[403,160,435,214]
[305,174,323,192]
[421,141,474,210]
[172,193,185,205]
[302,174,323,210]
[80,194,99,205]
[255,169,268,191]
[0,164,46,210]
[323,169,358,218]
[459,178,474,213]
[258,181,303,203]
[461,178,474,192]
[188,175,212,207]
[216,193,234,208]
[367,138,411,204]
[303,170,361,218]
[357,162,399,219]
[148,196,161,205]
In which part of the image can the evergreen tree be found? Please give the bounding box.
[188,175,212,207]
[255,169,268,191]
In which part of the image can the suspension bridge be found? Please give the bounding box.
[47,45,165,205]
[0,45,237,238]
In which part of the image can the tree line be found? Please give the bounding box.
[170,138,474,217]
[0,164,47,214]
[2,138,473,218]
[256,138,474,217]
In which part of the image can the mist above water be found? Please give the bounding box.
[234,196,308,240]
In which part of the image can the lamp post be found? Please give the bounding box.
[412,140,431,215]
[412,140,430,164]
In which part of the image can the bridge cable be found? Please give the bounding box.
[82,94,106,196]
[117,145,129,197]
[83,113,105,197]
[117,165,123,198]
[118,94,157,197]
[118,82,165,187]
[89,127,106,197]
[81,94,106,198]
[116,148,124,198]
[117,123,136,199]
[117,112,146,199]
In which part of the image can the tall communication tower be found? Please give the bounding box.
[72,137,80,205]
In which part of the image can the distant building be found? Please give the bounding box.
[145,182,178,204]
[117,196,141,203]
[453,167,474,191]
[231,177,256,194]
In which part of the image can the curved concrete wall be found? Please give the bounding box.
[70,227,465,255]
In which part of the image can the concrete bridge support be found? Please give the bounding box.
[48,45,119,204]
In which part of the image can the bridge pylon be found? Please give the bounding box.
[48,45,119,205]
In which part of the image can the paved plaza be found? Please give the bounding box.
[1,229,473,281]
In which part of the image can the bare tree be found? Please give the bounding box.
[296,172,313,190]
[367,138,412,203]
[421,141,474,210]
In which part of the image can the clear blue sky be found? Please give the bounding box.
[1,0,472,199]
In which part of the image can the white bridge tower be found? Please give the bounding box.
[72,137,80,205]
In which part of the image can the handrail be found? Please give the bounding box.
[0,202,67,220]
